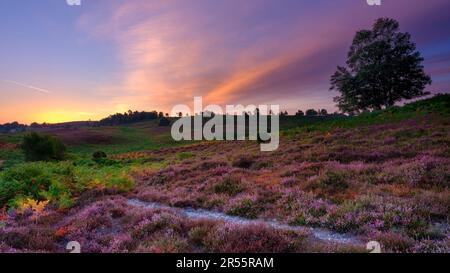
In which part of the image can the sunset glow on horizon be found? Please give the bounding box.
[1,0,450,124]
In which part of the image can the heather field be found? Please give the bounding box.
[0,95,449,253]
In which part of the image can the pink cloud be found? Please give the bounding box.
[76,0,450,114]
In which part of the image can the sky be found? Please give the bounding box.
[1,0,450,124]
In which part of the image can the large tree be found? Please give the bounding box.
[330,18,431,113]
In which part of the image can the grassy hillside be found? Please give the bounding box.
[0,94,448,253]
[284,93,450,135]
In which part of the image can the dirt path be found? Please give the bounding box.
[127,199,363,245]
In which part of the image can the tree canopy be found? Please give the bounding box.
[98,110,159,126]
[330,18,431,113]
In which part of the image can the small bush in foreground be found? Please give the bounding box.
[21,132,66,162]
[204,223,303,253]
[0,163,53,206]
[0,161,135,209]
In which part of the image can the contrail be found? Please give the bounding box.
[2,79,52,94]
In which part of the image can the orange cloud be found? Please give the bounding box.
[73,0,450,116]
[74,0,352,114]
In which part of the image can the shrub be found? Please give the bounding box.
[41,181,74,209]
[146,236,190,253]
[0,227,57,251]
[232,156,254,169]
[0,162,77,208]
[92,151,107,161]
[21,132,66,161]
[0,163,52,206]
[316,170,349,193]
[213,175,245,196]
[91,151,118,166]
[188,226,210,246]
[403,156,449,188]
[373,232,414,253]
[131,212,183,240]
[411,240,449,253]
[227,199,261,219]
[0,161,134,209]
[204,223,297,253]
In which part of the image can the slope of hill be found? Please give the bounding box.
[0,95,448,253]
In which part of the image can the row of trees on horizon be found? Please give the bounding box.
[0,107,339,132]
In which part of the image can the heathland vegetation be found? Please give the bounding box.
[0,94,448,252]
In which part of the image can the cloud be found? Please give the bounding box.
[76,0,450,113]
[77,1,344,110]
[2,79,52,94]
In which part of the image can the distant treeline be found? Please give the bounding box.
[0,111,168,132]
[0,122,27,133]
[0,109,346,133]
[0,121,97,133]
[98,110,167,126]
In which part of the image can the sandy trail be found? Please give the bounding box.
[127,199,363,245]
